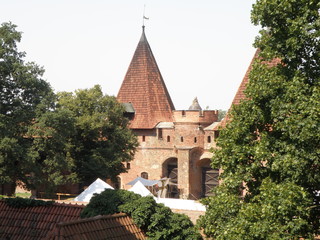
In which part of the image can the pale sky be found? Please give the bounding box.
[2,0,259,110]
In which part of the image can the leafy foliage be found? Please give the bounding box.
[217,109,227,122]
[4,197,54,208]
[199,0,320,239]
[81,189,202,240]
[0,22,137,195]
[0,22,54,191]
[56,85,138,184]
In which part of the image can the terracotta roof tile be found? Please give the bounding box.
[117,27,175,129]
[0,200,84,240]
[50,213,146,240]
[214,50,280,130]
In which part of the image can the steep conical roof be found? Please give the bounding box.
[215,50,259,129]
[215,49,280,129]
[188,97,202,110]
[117,27,175,129]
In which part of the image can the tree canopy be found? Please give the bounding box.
[0,22,138,195]
[0,22,54,193]
[56,85,138,185]
[199,0,320,239]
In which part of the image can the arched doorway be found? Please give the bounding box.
[162,157,179,198]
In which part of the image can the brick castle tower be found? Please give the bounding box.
[117,27,220,199]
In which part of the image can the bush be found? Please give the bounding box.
[4,197,54,208]
[81,189,202,240]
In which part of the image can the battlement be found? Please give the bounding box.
[173,110,218,124]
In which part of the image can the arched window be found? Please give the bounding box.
[180,136,184,142]
[167,136,170,142]
[141,172,148,179]
[207,136,211,143]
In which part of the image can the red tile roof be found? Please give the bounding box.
[0,200,84,240]
[117,26,175,129]
[215,50,280,130]
[49,213,146,240]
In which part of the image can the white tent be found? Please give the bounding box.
[126,176,159,186]
[155,198,206,211]
[128,180,153,197]
[74,178,114,202]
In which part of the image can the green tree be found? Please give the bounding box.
[26,108,77,195]
[81,189,202,240]
[56,85,138,185]
[217,109,227,121]
[199,0,320,239]
[0,22,137,195]
[0,22,54,194]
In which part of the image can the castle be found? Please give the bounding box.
[116,26,221,200]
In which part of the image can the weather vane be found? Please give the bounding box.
[142,4,149,27]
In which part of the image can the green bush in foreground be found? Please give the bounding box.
[81,189,202,240]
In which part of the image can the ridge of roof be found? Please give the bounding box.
[117,27,175,129]
[52,213,146,239]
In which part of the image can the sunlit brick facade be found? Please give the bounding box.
[117,27,220,199]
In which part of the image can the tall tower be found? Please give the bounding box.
[117,27,218,199]
[117,26,175,129]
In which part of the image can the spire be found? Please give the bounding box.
[214,50,259,129]
[117,27,175,129]
[188,97,202,110]
[214,49,280,129]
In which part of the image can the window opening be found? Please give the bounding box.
[141,172,148,179]
[158,129,163,139]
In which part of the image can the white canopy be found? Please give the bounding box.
[155,198,206,211]
[126,177,159,187]
[74,178,114,202]
[128,180,153,197]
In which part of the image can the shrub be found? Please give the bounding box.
[81,189,202,240]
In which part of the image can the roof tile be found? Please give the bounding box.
[50,213,146,240]
[215,50,280,129]
[117,27,175,129]
[0,200,84,240]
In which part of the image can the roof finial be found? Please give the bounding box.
[142,4,149,28]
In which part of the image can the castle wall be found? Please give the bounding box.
[119,110,219,199]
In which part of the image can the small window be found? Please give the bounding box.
[158,129,163,139]
[167,136,170,142]
[126,162,131,169]
[141,172,148,179]
[194,137,197,143]
[207,136,211,143]
[180,136,184,142]
[142,135,146,142]
[182,110,186,117]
